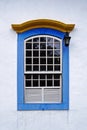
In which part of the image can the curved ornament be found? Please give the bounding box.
[12,19,75,33]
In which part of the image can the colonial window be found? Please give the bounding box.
[24,35,62,103]
[12,19,75,110]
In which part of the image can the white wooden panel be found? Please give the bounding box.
[25,88,42,103]
[44,88,61,103]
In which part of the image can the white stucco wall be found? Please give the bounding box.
[0,0,87,130]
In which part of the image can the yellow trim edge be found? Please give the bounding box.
[11,19,75,33]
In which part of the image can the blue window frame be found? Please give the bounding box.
[17,28,69,110]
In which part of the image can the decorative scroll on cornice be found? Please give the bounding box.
[11,19,75,33]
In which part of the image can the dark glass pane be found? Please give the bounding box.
[40,80,45,86]
[47,43,53,49]
[33,80,38,87]
[40,58,46,64]
[33,66,39,71]
[47,66,53,71]
[40,37,46,42]
[33,37,39,42]
[33,51,39,57]
[26,58,32,64]
[33,43,39,49]
[54,74,60,79]
[26,39,32,42]
[54,80,60,86]
[40,65,46,71]
[47,80,52,86]
[54,65,60,71]
[40,43,46,49]
[47,74,52,79]
[40,51,46,57]
[26,43,32,49]
[47,58,53,64]
[54,58,60,64]
[25,75,31,79]
[33,74,38,79]
[26,65,32,71]
[47,50,53,56]
[54,50,60,57]
[33,58,39,64]
[26,51,32,57]
[26,80,31,87]
[40,74,45,79]
[47,37,53,43]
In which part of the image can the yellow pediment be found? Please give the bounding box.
[12,19,75,33]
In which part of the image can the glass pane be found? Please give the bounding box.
[33,50,39,57]
[40,43,46,49]
[54,43,60,49]
[33,43,39,49]
[26,39,32,42]
[47,65,53,71]
[54,65,60,71]
[47,37,53,43]
[26,43,32,49]
[54,74,60,79]
[40,65,46,71]
[54,80,60,86]
[47,58,53,64]
[33,74,38,79]
[33,58,39,64]
[47,80,52,86]
[54,50,60,57]
[26,80,31,87]
[40,58,46,64]
[26,65,32,71]
[47,74,52,79]
[47,43,53,49]
[33,37,39,42]
[26,51,32,57]
[40,51,46,57]
[33,65,39,71]
[47,50,53,57]
[54,39,60,42]
[40,80,45,87]
[26,58,32,64]
[40,74,45,79]
[54,58,60,64]
[25,75,31,79]
[40,37,46,42]
[33,80,38,87]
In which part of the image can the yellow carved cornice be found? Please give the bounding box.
[11,19,75,33]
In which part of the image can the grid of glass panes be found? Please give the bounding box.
[25,74,61,88]
[25,35,62,72]
[24,35,62,103]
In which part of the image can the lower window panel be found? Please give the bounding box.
[24,88,62,103]
[24,74,62,103]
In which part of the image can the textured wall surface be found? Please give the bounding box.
[0,0,87,130]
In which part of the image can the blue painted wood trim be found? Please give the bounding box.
[17,28,69,110]
[62,42,69,110]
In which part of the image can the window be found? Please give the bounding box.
[24,35,62,103]
[12,19,75,110]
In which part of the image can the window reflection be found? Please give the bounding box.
[54,43,60,49]
[33,43,39,49]
[54,50,60,56]
[47,43,53,49]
